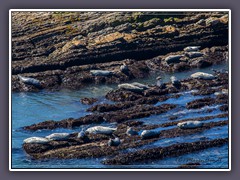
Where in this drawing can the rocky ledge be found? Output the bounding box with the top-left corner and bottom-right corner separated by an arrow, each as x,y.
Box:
11,12 -> 228,92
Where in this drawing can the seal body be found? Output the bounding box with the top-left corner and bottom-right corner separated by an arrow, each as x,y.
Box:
165,55 -> 183,64
140,130 -> 159,139
131,82 -> 149,90
190,72 -> 215,80
118,83 -> 144,93
23,137 -> 50,144
170,76 -> 181,88
86,126 -> 117,135
120,63 -> 129,73
185,52 -> 204,58
177,121 -> 203,129
184,46 -> 201,52
126,127 -> 138,136
90,70 -> 114,76
108,137 -> 120,146
18,75 -> 41,87
45,133 -> 70,140
77,130 -> 86,139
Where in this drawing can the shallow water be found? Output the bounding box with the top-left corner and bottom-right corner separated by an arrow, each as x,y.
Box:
11,63 -> 229,169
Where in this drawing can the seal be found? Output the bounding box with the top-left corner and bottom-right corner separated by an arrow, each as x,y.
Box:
185,52 -> 204,58
140,130 -> 160,139
131,82 -> 149,90
184,46 -> 201,52
120,63 -> 129,73
23,137 -> 50,144
126,127 -> 138,136
85,126 -> 117,135
45,133 -> 70,141
90,70 -> 114,76
177,121 -> 203,129
108,135 -> 121,146
190,72 -> 215,80
165,55 -> 184,64
118,83 -> 144,93
77,129 -> 86,139
170,76 -> 181,89
17,75 -> 41,87
156,76 -> 166,89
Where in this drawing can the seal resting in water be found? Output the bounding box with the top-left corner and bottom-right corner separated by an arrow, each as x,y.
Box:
126,127 -> 138,136
45,133 -> 70,140
86,126 -> 117,135
23,137 -> 50,144
177,121 -> 203,129
184,46 -> 201,52
190,72 -> 215,80
140,130 -> 160,139
108,135 -> 121,146
90,70 -> 114,76
17,75 -> 41,87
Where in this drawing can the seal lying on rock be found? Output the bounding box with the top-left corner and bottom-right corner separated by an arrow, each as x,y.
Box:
126,127 -> 138,136
90,70 -> 114,76
131,82 -> 149,90
190,72 -> 215,80
177,121 -> 203,129
17,75 -> 41,87
108,135 -> 121,146
185,52 -> 204,58
170,76 -> 181,89
118,83 -> 144,93
86,126 -> 117,135
23,137 -> 50,144
165,55 -> 184,64
156,76 -> 166,89
120,63 -> 129,73
45,133 -> 70,140
184,46 -> 201,52
77,129 -> 86,139
140,130 -> 160,139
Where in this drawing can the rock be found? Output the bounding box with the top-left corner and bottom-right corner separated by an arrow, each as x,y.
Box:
80,97 -> 98,105
177,121 -> 203,129
23,137 -> 50,144
206,17 -> 220,26
190,72 -> 215,80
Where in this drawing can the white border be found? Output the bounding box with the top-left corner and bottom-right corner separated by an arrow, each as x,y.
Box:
9,9 -> 231,172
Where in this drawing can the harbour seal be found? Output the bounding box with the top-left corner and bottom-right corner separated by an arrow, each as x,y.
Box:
118,83 -> 144,93
177,121 -> 203,129
126,127 -> 138,136
45,133 -> 70,141
184,46 -> 201,52
85,126 -> 117,135
90,70 -> 114,76
165,55 -> 184,64
108,136 -> 121,146
120,63 -> 129,73
17,75 -> 41,87
131,82 -> 149,90
23,137 -> 50,144
77,129 -> 86,139
170,76 -> 181,88
140,130 -> 160,139
190,72 -> 215,80
156,76 -> 166,89
185,52 -> 204,58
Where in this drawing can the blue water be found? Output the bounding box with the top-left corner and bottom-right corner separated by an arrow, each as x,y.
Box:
11,63 -> 229,169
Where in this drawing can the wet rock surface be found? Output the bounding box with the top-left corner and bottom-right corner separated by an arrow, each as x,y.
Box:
12,12 -> 228,92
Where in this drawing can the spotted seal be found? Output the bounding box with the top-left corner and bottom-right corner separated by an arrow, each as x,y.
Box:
86,126 -> 117,135
23,137 -> 50,144
165,55 -> 184,64
108,136 -> 121,146
17,75 -> 41,87
177,121 -> 203,129
126,127 -> 138,136
118,83 -> 144,93
90,70 -> 114,76
140,130 -> 160,139
190,72 -> 215,80
45,133 -> 70,141
184,46 -> 201,52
